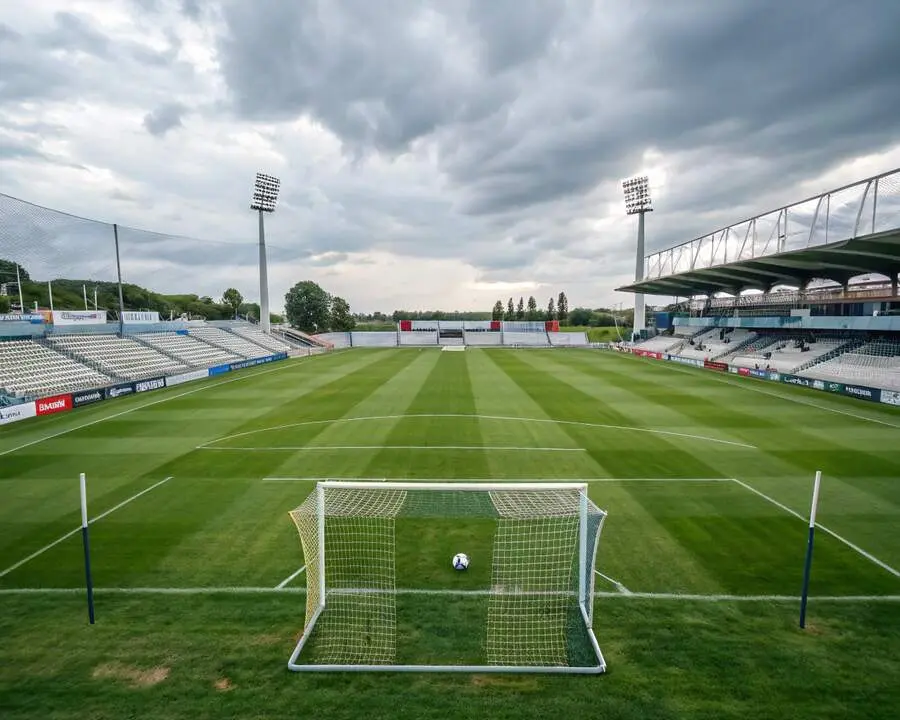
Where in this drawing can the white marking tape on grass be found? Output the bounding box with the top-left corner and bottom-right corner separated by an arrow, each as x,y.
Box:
1,587 -> 899,602
594,570 -> 632,595
202,445 -> 586,452
0,476 -> 174,580
275,565 -> 306,589
0,354 -> 324,459
261,476 -> 733,483
200,413 -> 756,450
732,478 -> 900,579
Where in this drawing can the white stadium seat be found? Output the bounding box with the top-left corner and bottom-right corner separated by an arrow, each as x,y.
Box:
188,327 -> 271,359
134,332 -> 241,367
801,340 -> 900,390
0,339 -> 112,398
47,334 -> 190,381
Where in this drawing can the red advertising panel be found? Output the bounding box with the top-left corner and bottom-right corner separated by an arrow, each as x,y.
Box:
399,320 -> 412,332
490,320 -> 501,331
704,360 -> 728,372
633,349 -> 662,360
36,393 -> 73,416
738,367 -> 751,377
545,320 -> 560,333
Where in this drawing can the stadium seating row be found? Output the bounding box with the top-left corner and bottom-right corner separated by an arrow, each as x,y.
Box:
0,324 -> 283,400
801,340 -> 900,390
0,340 -> 112,397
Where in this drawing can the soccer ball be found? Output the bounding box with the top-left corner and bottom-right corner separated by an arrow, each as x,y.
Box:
452,553 -> 469,571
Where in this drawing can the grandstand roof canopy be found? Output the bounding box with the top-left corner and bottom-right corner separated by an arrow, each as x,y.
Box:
617,229 -> 900,297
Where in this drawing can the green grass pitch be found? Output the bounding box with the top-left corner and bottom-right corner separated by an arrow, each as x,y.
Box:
1,347 -> 899,719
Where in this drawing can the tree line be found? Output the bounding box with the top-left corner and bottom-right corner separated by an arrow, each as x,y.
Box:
490,292 -> 569,323
284,280 -> 355,333
0,259 -> 279,322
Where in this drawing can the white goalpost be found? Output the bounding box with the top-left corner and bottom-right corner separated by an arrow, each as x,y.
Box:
287,481 -> 608,674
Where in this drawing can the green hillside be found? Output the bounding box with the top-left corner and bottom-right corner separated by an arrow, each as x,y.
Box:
0,259 -> 270,322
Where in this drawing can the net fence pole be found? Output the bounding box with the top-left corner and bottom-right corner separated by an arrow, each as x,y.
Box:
48,281 -> 54,313
799,470 -> 823,629
15,263 -> 23,313
113,224 -> 125,335
79,473 -> 96,624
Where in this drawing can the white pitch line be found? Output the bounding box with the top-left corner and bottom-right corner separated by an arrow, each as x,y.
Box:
731,478 -> 900,579
275,565 -> 306,589
623,354 -> 900,429
261,476 -> 733,483
0,476 -> 174,579
0,353 -> 330,459
1,587 -> 899,602
594,570 -> 632,595
201,445 -> 586,452
199,413 -> 757,450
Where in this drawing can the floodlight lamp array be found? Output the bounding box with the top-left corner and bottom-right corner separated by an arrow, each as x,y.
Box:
622,176 -> 652,215
251,172 -> 281,212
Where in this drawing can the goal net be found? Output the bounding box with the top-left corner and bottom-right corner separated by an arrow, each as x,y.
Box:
287,481 -> 607,673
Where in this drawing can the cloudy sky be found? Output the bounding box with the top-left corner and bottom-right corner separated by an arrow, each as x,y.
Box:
1,0 -> 899,314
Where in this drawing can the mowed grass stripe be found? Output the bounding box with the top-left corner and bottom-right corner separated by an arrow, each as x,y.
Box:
361,350 -> 492,479
485,349 -> 725,479
465,349 -> 606,479
261,349 -> 441,482
0,352 -> 412,587
558,352 -> 900,573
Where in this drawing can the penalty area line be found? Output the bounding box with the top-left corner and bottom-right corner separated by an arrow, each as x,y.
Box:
1,587 -> 899,603
200,445 -> 587,452
731,478 -> 900,579
0,476 -> 174,580
261,477 -> 734,483
275,565 -> 306,589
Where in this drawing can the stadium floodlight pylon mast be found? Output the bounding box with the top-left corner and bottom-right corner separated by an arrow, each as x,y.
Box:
249,172 -> 281,335
622,175 -> 653,340
287,481 -> 608,674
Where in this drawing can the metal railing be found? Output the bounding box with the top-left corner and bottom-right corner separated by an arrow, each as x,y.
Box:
645,169 -> 900,280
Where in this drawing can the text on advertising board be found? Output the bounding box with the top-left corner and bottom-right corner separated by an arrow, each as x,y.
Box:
36,394 -> 72,416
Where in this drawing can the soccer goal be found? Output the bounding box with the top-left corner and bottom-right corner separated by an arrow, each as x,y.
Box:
287,481 -> 608,674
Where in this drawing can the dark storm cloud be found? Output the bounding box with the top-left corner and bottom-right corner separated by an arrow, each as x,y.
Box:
217,0 -> 900,237
143,102 -> 188,137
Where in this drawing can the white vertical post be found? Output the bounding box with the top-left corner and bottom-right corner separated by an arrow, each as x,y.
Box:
258,209 -> 270,334
317,482 -> 326,609
48,281 -> 54,313
79,473 -> 96,624
15,263 -> 24,313
578,486 -> 588,611
799,470 -> 822,629
83,284 -> 88,310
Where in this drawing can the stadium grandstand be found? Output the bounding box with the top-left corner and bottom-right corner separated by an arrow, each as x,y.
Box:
619,169 -> 899,404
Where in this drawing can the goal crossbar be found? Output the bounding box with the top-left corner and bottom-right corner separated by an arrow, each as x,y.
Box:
287,480 -> 607,674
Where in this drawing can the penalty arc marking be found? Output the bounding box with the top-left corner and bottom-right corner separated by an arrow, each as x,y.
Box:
197,413 -> 758,450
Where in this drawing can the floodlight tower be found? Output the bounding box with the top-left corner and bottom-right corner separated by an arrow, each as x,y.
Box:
250,172 -> 281,334
622,176 -> 653,339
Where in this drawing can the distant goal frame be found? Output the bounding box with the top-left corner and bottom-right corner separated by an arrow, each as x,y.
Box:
287,481 -> 608,674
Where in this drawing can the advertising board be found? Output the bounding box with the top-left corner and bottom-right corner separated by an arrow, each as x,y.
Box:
0,401 -> 37,425
105,382 -> 136,399
72,388 -> 105,407
35,393 -> 72,416
881,390 -> 900,407
135,377 -> 166,393
166,369 -> 209,387
122,311 -> 160,324
51,310 -> 107,325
